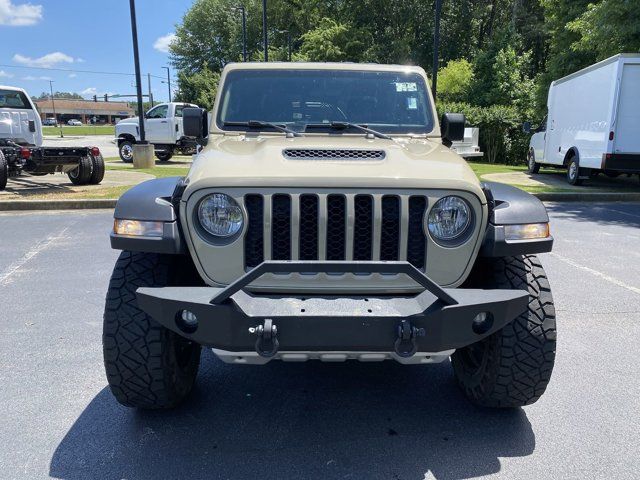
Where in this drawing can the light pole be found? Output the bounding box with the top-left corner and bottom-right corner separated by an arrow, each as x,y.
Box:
262,0 -> 268,61
432,0 -> 443,102
163,66 -> 172,102
147,72 -> 154,108
234,6 -> 247,62
49,80 -> 63,138
128,0 -> 146,143
278,29 -> 291,61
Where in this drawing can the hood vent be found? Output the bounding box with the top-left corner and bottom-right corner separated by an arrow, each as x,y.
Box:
283,148 -> 386,161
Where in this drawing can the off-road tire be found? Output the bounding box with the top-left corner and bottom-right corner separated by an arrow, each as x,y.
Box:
103,251 -> 202,409
527,149 -> 540,174
67,156 -> 93,185
155,150 -> 174,162
119,140 -> 134,163
88,153 -> 105,185
452,255 -> 556,408
566,156 -> 582,186
0,150 -> 7,191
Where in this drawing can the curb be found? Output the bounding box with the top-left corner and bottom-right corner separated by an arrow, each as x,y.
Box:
1,191 -> 639,212
0,199 -> 117,211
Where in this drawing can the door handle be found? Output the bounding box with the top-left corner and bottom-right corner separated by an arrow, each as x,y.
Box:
160,120 -> 168,124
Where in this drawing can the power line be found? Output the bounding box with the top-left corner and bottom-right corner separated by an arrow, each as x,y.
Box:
0,63 -> 165,80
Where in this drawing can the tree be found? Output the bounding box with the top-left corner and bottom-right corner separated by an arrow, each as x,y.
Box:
34,91 -> 84,100
174,64 -> 220,110
299,18 -> 351,62
437,59 -> 474,102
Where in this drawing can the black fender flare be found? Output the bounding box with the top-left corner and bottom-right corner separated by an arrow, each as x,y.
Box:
480,181 -> 553,257
110,176 -> 186,254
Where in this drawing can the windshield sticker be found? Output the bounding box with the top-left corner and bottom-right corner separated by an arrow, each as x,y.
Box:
407,97 -> 418,110
395,82 -> 417,92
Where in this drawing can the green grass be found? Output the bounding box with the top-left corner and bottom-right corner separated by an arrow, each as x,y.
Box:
466,161 -> 528,177
42,125 -> 115,136
106,164 -> 190,178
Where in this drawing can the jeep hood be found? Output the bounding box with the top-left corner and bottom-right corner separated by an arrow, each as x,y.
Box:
184,135 -> 485,201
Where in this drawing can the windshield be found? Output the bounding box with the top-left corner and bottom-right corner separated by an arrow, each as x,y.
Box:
0,89 -> 32,110
217,69 -> 434,135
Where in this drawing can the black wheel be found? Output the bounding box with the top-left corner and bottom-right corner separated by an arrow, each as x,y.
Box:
67,156 -> 93,185
155,149 -> 174,162
88,153 -> 105,185
452,255 -> 556,408
103,251 -> 202,409
527,149 -> 540,174
0,150 -> 7,191
118,140 -> 134,163
566,155 -> 582,185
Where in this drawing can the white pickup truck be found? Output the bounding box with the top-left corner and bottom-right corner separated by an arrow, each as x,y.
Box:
115,102 -> 198,162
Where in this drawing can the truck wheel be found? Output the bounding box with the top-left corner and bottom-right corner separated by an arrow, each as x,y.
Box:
119,140 -> 134,163
155,150 -> 174,162
103,251 -> 201,409
67,156 -> 93,185
527,149 -> 540,174
566,156 -> 582,185
452,255 -> 556,408
0,150 -> 7,191
88,153 -> 105,185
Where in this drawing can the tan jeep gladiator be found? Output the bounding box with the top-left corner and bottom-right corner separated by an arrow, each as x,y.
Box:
104,63 -> 556,409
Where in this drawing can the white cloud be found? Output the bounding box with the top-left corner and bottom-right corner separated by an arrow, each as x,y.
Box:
0,70 -> 14,78
80,87 -> 97,96
68,73 -> 77,78
22,75 -> 51,80
13,51 -> 75,68
0,0 -> 42,26
153,33 -> 176,53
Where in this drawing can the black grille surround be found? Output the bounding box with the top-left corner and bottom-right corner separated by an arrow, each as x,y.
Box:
243,192 -> 431,271
283,149 -> 386,160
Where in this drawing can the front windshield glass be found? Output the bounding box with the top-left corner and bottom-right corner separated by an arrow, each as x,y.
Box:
217,69 -> 434,135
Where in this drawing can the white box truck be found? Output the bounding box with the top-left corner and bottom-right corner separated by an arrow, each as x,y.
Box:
526,54 -> 640,185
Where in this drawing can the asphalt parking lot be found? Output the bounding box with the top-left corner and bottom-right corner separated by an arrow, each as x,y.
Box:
1,203 -> 639,480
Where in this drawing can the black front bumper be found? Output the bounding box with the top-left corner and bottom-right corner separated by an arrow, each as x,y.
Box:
136,261 -> 529,357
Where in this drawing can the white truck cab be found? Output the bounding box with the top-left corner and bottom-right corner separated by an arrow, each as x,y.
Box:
526,54 -> 640,185
0,86 -> 43,146
115,102 -> 198,162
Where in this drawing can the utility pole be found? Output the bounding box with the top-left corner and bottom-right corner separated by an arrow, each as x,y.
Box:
262,0 -> 268,61
147,73 -> 154,108
163,66 -> 172,102
234,6 -> 247,62
432,0 -> 443,102
128,0 -> 146,143
49,80 -> 63,138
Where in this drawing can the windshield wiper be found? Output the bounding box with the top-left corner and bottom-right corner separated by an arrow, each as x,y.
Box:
305,121 -> 392,140
224,120 -> 303,137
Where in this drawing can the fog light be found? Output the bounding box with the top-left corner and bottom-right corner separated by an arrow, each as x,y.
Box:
113,219 -> 163,237
504,223 -> 550,241
472,312 -> 494,335
175,310 -> 198,334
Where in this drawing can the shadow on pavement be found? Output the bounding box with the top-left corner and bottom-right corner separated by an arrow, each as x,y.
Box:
546,202 -> 640,228
50,351 -> 534,480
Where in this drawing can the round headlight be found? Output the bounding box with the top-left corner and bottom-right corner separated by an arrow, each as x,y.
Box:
427,196 -> 472,245
198,193 -> 244,238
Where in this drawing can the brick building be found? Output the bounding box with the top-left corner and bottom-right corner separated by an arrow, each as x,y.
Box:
35,99 -> 134,124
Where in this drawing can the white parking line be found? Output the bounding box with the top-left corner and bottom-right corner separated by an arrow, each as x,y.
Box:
0,226 -> 71,286
549,252 -> 640,295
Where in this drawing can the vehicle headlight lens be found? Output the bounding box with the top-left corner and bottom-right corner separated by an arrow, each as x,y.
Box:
197,193 -> 244,237
427,196 -> 472,245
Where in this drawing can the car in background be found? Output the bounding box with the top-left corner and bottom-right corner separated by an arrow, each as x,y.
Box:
67,119 -> 82,126
42,118 -> 58,126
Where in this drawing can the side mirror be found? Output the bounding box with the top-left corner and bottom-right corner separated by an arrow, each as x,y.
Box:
183,107 -> 209,144
441,113 -> 465,146
522,121 -> 532,134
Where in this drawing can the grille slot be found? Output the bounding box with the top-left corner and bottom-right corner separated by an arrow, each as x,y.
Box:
299,194 -> 319,260
353,195 -> 373,260
380,196 -> 400,260
283,149 -> 386,160
326,195 -> 346,260
244,194 -> 264,268
242,192 -> 430,271
407,196 -> 427,269
271,194 -> 291,260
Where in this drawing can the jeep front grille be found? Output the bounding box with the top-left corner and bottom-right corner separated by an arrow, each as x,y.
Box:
283,149 -> 386,160
244,193 -> 428,270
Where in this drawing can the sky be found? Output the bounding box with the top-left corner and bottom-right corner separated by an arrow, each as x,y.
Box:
0,0 -> 193,102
